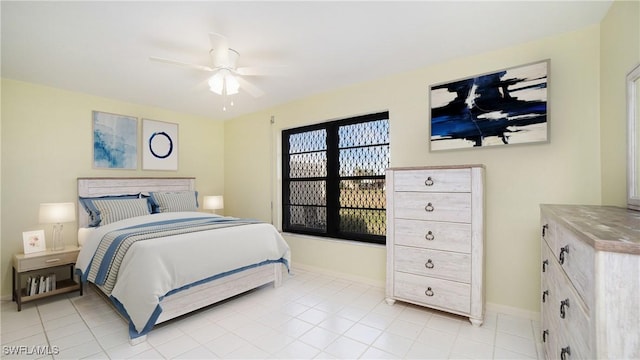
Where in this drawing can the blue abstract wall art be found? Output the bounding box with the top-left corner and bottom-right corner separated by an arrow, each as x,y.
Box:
93,111 -> 138,169
430,60 -> 549,151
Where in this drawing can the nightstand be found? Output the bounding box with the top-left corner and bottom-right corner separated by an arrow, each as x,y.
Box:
12,246 -> 83,311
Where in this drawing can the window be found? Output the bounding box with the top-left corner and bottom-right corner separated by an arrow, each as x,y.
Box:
282,112 -> 389,244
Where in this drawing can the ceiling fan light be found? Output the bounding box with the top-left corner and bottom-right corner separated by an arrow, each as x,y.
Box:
209,69 -> 241,96
208,71 -> 225,94
225,72 -> 240,95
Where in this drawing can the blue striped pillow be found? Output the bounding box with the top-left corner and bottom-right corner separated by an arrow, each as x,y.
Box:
149,191 -> 198,213
79,194 -> 142,227
92,198 -> 150,225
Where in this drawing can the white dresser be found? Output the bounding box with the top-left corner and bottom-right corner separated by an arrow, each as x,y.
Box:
385,165 -> 485,326
540,205 -> 640,360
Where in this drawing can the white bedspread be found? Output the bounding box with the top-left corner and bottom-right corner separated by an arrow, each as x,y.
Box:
76,212 -> 290,336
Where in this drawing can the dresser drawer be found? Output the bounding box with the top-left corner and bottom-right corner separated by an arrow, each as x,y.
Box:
541,214 -> 557,254
541,299 -> 560,360
555,329 -> 591,360
555,277 -> 592,359
548,251 -> 592,359
540,241 -> 556,313
394,219 -> 471,253
541,241 -> 564,360
14,250 -> 79,272
553,223 -> 595,309
394,246 -> 471,283
394,271 -> 470,314
394,192 -> 471,223
393,169 -> 471,193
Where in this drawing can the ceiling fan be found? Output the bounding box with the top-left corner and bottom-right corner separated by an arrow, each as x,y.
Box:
150,33 -> 270,100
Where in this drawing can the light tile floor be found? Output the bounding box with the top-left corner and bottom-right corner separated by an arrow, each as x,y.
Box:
1,268 -> 543,359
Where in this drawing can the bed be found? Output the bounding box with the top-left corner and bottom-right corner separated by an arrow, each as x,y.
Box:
75,177 -> 290,344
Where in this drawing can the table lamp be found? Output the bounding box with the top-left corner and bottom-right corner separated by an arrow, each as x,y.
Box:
39,202 -> 75,251
203,195 -> 224,214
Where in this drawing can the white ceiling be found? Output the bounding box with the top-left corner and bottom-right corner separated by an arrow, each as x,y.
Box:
1,1 -> 612,121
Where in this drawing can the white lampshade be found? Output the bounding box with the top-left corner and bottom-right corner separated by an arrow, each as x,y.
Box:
208,69 -> 239,96
224,72 -> 240,95
39,203 -> 75,224
203,196 -> 224,210
208,71 -> 225,94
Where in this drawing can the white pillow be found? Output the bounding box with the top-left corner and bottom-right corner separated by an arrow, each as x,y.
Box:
77,227 -> 94,247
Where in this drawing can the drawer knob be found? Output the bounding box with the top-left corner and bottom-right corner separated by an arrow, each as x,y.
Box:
424,177 -> 434,186
425,231 -> 435,241
560,346 -> 571,360
559,245 -> 569,265
425,287 -> 434,297
425,259 -> 434,269
424,203 -> 435,212
560,298 -> 570,318
542,259 -> 549,272
542,290 -> 549,303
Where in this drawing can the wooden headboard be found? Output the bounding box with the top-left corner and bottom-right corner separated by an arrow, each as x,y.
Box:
77,177 -> 195,228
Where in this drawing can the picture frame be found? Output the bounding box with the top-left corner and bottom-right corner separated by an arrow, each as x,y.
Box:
142,119 -> 179,171
93,111 -> 138,169
429,59 -> 549,151
22,230 -> 46,254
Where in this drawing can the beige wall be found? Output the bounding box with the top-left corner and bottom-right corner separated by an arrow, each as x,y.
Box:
0,79 -> 224,297
225,25 -> 606,313
1,0 -> 636,314
600,0 -> 640,205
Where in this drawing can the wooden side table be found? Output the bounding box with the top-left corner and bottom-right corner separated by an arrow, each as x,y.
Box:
12,246 -> 83,311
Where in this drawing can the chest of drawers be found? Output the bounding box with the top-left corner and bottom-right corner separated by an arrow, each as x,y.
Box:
540,205 -> 640,359
385,165 -> 485,326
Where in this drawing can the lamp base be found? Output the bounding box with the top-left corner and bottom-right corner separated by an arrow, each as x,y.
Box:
52,223 -> 65,251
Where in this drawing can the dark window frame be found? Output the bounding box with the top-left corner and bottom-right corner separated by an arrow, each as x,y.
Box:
282,111 -> 389,245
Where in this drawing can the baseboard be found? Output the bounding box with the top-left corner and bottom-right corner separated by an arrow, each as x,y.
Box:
291,262 -> 385,288
0,294 -> 12,301
291,263 -> 540,321
486,302 -> 541,321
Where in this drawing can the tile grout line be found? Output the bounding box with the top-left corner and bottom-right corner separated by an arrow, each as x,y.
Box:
67,293 -> 111,359
3,270 -> 542,360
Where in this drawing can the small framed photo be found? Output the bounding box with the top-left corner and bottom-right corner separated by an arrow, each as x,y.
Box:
22,230 -> 46,254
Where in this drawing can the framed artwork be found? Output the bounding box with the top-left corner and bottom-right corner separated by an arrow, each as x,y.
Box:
429,59 -> 549,151
93,111 -> 138,169
22,230 -> 46,254
142,119 -> 178,171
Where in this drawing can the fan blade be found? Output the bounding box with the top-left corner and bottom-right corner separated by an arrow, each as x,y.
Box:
149,56 -> 214,72
235,76 -> 265,98
236,66 -> 287,77
208,32 -> 230,67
